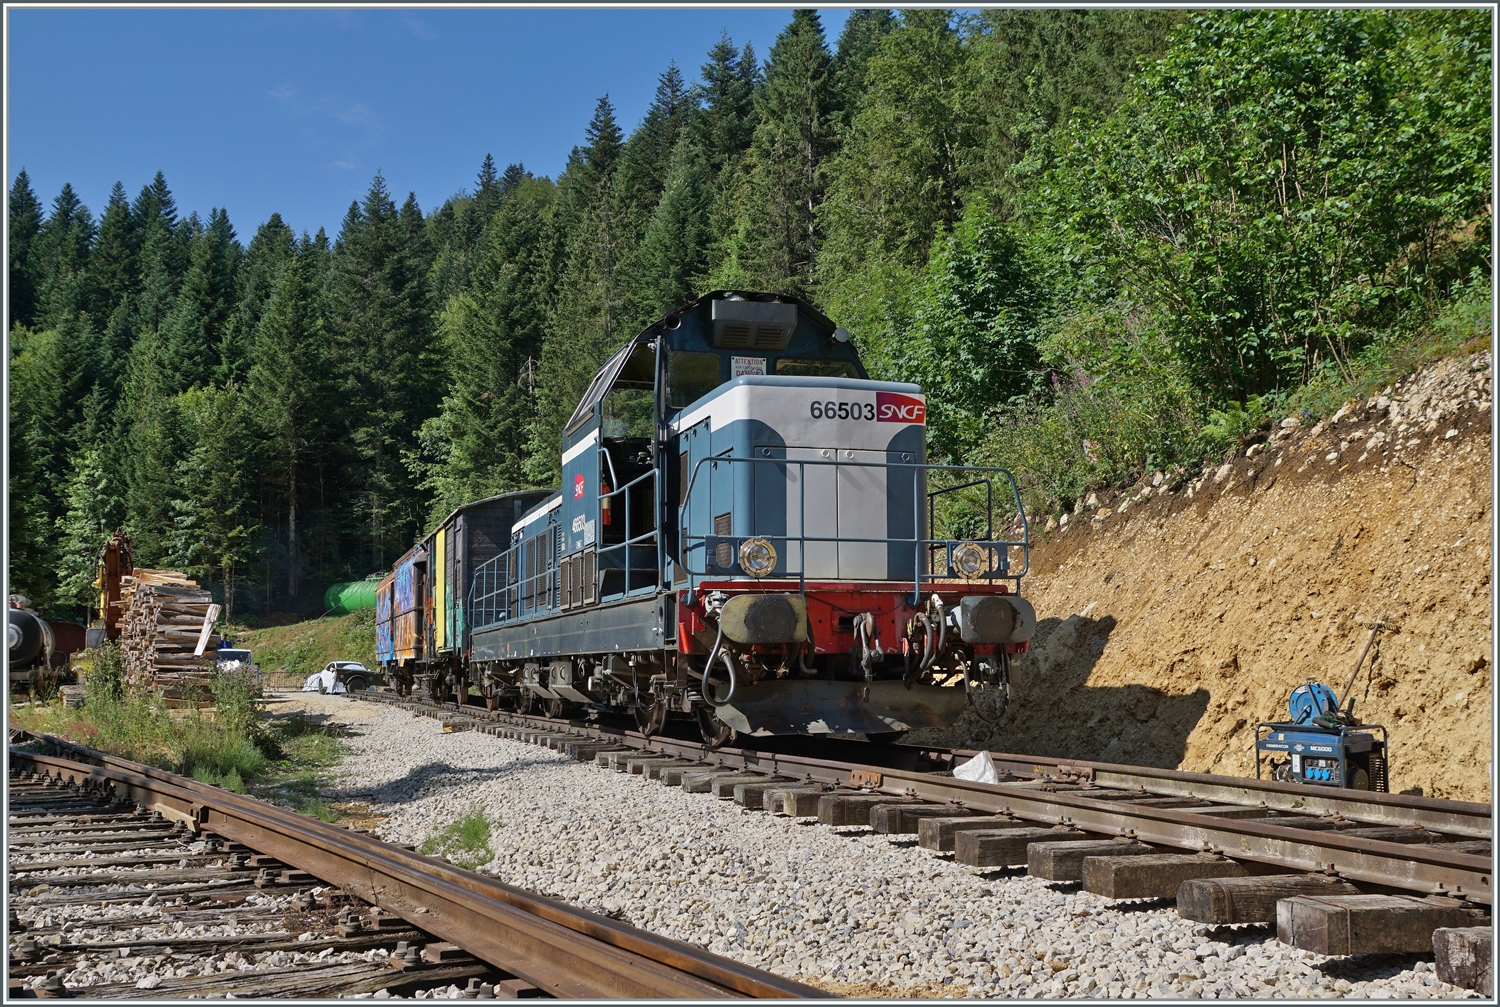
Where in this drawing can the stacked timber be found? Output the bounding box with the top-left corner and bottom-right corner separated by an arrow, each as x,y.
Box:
120,569 -> 221,695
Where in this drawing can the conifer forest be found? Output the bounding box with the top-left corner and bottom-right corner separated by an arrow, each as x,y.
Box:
8,9 -> 1491,621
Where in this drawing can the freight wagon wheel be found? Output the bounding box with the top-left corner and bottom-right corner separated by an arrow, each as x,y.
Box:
544,698 -> 566,719
345,675 -> 368,694
485,693 -> 500,712
515,692 -> 533,715
696,707 -> 736,749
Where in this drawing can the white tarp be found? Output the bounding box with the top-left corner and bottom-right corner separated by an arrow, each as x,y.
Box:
952,750 -> 1000,784
301,670 -> 347,694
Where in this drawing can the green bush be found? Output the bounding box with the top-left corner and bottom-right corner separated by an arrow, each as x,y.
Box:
84,643 -> 126,704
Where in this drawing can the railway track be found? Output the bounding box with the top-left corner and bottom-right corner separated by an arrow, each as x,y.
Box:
361,691 -> 1491,949
6,733 -> 825,999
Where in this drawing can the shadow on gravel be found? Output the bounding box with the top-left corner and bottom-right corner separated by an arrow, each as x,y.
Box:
1105,897 -> 1177,913
1316,953 -> 1429,982
972,867 -> 1029,881
329,756 -> 563,803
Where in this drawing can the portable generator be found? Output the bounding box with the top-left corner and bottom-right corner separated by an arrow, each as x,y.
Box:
1255,681 -> 1389,791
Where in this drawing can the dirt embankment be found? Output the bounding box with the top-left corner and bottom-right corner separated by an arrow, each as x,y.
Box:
931,352 -> 1493,802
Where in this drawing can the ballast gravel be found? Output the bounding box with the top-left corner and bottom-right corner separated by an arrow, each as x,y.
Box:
325,697 -> 1477,999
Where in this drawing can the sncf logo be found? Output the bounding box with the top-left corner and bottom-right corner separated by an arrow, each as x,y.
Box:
573,473 -> 586,498
876,391 -> 927,424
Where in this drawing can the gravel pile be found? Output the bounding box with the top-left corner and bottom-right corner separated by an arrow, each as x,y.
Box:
330,700 -> 1479,999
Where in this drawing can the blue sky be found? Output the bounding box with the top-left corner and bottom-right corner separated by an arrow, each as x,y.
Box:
7,7 -> 849,239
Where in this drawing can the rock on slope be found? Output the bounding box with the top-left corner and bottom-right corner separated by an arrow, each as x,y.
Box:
925,352 -> 1492,802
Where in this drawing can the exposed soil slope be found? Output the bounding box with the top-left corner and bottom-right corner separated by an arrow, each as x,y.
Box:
926,352 -> 1493,802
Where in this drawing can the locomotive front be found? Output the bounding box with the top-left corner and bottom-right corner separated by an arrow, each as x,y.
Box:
671,296 -> 1033,743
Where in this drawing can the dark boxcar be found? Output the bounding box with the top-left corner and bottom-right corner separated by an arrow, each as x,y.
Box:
417,490 -> 552,704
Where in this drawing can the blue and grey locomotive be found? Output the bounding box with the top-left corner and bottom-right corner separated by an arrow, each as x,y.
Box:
377,291 -> 1035,745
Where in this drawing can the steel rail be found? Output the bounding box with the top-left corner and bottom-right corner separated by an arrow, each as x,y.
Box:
446,705 -> 1491,905
953,750 -> 1491,838
8,739 -> 825,1000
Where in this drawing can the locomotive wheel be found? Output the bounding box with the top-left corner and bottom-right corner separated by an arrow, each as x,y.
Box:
634,699 -> 669,737
696,707 -> 736,749
544,698 -> 566,719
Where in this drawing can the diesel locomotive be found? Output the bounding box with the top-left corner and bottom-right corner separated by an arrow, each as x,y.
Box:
376,292 -> 1035,746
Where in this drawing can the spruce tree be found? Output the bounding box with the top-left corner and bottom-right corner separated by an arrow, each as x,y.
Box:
635,138 -> 712,315
220,212 -> 296,385
159,207 -> 239,389
326,173 -> 437,567
422,176 -> 557,516
831,9 -> 896,123
34,182 -> 98,329
525,99 -> 628,486
8,324 -> 68,607
721,10 -> 837,294
499,162 -> 531,198
477,153 -> 498,194
121,328 -> 183,565
695,33 -> 758,175
169,383 -> 258,620
132,172 -> 185,333
54,390 -> 125,609
8,169 -> 43,330
248,250 -> 322,601
92,182 -> 137,320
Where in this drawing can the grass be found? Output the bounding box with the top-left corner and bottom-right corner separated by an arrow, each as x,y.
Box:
11,644 -> 350,821
10,688 -> 272,792
1279,277 -> 1493,422
419,805 -> 497,869
250,713 -> 349,822
226,609 -> 377,686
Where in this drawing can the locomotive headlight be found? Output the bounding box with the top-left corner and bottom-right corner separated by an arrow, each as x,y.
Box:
951,542 -> 987,580
738,538 -> 777,577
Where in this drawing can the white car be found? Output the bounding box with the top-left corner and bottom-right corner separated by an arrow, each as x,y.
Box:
302,661 -> 375,694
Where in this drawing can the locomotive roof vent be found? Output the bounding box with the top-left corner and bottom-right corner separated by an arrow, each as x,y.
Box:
710,297 -> 798,351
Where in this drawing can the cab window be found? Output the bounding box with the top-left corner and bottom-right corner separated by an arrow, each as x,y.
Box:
602,387 -> 654,437
668,351 -> 722,408
774,357 -> 863,378
602,341 -> 656,437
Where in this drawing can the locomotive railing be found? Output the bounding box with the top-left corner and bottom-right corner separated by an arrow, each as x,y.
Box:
470,522 -> 559,630
678,455 -> 1029,604
595,464 -> 660,602
467,466 -> 661,631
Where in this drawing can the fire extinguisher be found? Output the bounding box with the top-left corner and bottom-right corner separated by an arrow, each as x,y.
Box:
601,483 -> 613,526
